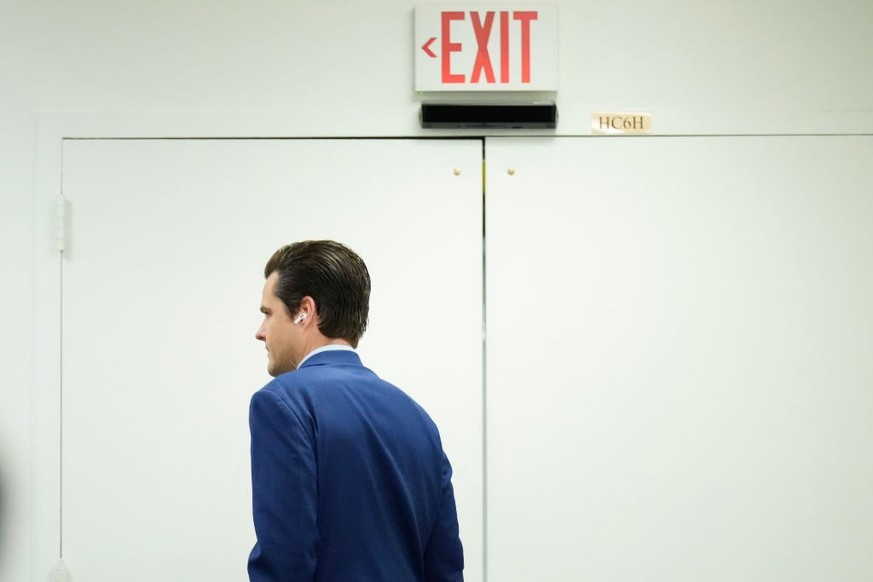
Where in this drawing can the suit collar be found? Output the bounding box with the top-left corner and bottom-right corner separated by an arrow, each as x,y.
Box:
298,348 -> 362,369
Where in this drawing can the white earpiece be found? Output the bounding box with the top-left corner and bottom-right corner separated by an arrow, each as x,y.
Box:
295,313 -> 306,324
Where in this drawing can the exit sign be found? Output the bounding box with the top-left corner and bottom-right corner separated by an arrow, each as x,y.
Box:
415,4 -> 558,92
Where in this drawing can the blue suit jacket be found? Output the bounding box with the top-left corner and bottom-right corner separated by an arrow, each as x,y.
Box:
248,350 -> 464,581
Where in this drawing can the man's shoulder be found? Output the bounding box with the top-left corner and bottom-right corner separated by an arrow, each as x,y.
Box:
256,369 -> 317,399
253,353 -> 363,405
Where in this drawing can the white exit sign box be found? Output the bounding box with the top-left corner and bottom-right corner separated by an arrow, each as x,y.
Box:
415,4 -> 558,92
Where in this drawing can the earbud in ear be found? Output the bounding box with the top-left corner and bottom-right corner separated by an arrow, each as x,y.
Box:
295,314 -> 306,324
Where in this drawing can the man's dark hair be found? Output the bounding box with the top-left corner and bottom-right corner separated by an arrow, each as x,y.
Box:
265,240 -> 370,347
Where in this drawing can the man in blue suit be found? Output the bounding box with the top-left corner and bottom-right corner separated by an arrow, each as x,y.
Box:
248,240 -> 464,581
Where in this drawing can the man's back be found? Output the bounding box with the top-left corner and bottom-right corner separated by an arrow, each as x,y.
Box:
248,349 -> 464,581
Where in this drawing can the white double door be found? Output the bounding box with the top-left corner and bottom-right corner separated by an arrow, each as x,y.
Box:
60,136 -> 873,582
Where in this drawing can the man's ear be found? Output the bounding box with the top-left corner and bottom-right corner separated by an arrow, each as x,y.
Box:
295,295 -> 318,325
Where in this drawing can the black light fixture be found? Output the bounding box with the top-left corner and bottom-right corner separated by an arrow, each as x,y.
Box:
420,102 -> 557,129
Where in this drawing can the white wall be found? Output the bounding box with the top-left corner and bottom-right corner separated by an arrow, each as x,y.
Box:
1,1 -> 871,581
2,1 -> 871,133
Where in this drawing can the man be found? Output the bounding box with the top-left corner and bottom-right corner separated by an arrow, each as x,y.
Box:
248,240 -> 464,581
